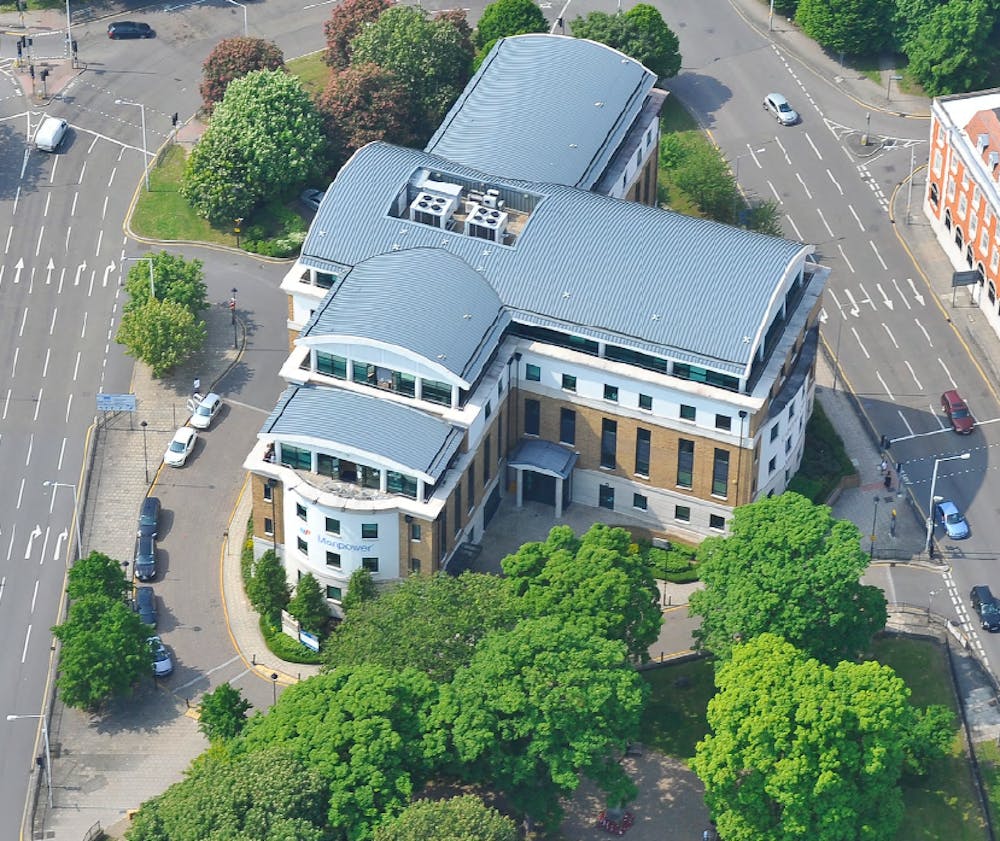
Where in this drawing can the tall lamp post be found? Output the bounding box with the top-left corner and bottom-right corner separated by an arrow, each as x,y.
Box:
43,480 -> 82,560
7,713 -> 52,808
115,99 -> 149,191
924,452 -> 971,554
225,0 -> 248,35
65,0 -> 72,59
231,287 -> 238,349
270,673 -> 279,706
124,256 -> 155,298
869,495 -> 879,560
140,421 -> 149,483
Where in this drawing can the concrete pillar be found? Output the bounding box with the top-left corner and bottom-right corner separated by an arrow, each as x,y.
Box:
515,468 -> 524,508
555,476 -> 563,518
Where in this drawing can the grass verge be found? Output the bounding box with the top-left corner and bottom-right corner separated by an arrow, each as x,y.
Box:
287,51 -> 329,97
787,400 -> 854,503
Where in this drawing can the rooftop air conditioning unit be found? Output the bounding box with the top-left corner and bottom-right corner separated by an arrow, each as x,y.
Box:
464,203 -> 509,243
482,188 -> 502,209
409,191 -> 453,229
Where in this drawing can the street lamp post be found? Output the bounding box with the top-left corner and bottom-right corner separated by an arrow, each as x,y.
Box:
869,495 -> 879,560
768,0 -> 774,30
231,287 -> 238,349
43,480 -> 82,560
924,452 -> 971,554
141,421 -> 149,483
116,99 -> 149,191
7,713 -> 52,808
270,673 -> 279,705
124,256 -> 155,298
65,0 -> 72,60
225,0 -> 248,36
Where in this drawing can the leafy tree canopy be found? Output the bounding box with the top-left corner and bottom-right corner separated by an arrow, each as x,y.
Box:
892,0 -> 945,51
123,251 -> 208,316
325,572 -> 523,683
199,36 -> 284,113
116,298 -> 206,378
286,572 -> 329,636
67,550 -> 130,602
437,615 -> 646,828
692,633 -> 951,841
246,549 -> 290,618
197,682 -> 253,742
341,567 -> 378,614
570,5 -> 681,80
324,0 -> 391,69
181,69 -> 326,225
502,523 -> 661,661
125,747 -> 329,841
373,795 -> 517,841
474,0 -> 548,49
688,492 -> 887,663
795,0 -> 895,55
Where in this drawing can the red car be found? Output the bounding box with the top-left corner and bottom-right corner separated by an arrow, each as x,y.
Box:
941,389 -> 975,434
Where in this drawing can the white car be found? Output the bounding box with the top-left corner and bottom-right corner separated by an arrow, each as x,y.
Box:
148,636 -> 173,677
163,426 -> 197,467
190,393 -> 223,429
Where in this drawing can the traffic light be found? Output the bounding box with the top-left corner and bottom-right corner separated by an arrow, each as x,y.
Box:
29,64 -> 34,80
171,112 -> 179,127
16,41 -> 22,58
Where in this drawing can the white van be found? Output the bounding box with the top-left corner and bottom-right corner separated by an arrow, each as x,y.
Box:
35,116 -> 68,152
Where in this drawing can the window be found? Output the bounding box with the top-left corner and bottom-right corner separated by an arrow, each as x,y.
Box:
386,471 -> 418,499
599,484 -> 615,509
638,393 -> 652,411
326,551 -> 341,568
264,517 -> 274,535
600,419 -> 617,468
361,523 -> 378,539
296,503 -> 307,521
560,408 -> 576,445
484,401 -> 492,420
422,379 -> 452,406
467,465 -> 475,509
352,361 -> 373,385
768,456 -> 777,474
674,505 -> 690,522
770,423 -> 780,442
483,435 -> 491,483
326,585 -> 342,601
677,439 -> 694,488
959,193 -> 968,219
317,453 -> 340,478
454,484 -> 462,528
498,378 -> 504,397
635,428 -> 651,476
785,437 -> 792,454
410,522 -> 421,541
633,493 -> 648,510
712,449 -> 730,497
525,363 -> 541,381
325,517 -> 340,534
562,373 -> 577,391
297,537 -> 308,554
410,557 -> 421,574
603,384 -> 619,402
789,401 -> 795,419
680,404 -> 696,422
362,557 -> 379,573
525,399 -> 541,435
715,414 -> 731,431
280,445 -> 312,471
709,514 -> 725,531
263,482 -> 273,501
315,351 -> 348,379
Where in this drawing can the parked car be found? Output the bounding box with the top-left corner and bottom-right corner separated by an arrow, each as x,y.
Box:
134,586 -> 157,628
164,426 -> 197,467
300,188 -> 326,212
135,534 -> 157,581
934,499 -> 970,539
35,116 -> 68,152
190,393 -> 223,430
148,636 -> 173,677
763,92 -> 799,126
971,585 -> 1000,632
107,21 -> 155,39
941,389 -> 975,434
137,496 -> 161,538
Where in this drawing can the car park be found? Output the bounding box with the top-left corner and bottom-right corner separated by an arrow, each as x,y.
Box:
134,586 -> 157,628
148,636 -> 173,677
35,116 -> 68,152
934,500 -> 970,539
763,92 -> 799,126
137,496 -> 161,538
164,426 -> 197,467
107,21 -> 155,39
135,534 -> 157,581
300,188 -> 326,212
941,389 -> 975,434
971,585 -> 1000,632
190,393 -> 223,430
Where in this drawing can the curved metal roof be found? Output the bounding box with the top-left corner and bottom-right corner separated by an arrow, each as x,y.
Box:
425,34 -> 657,189
301,248 -> 510,384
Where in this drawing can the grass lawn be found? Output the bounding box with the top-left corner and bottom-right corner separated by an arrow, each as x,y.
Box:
287,51 -> 329,98
640,657 -> 715,762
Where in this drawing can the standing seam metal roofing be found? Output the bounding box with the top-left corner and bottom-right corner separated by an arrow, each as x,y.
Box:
425,34 -> 657,190
304,142 -> 805,374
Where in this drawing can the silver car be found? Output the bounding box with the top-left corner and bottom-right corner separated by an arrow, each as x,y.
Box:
763,93 -> 799,126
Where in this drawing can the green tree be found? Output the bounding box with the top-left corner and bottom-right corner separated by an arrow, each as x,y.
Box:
67,550 -> 130,602
181,69 -> 326,225
474,0 -> 548,50
324,0 -> 391,69
373,794 -> 517,841
325,572 -> 523,682
570,5 -> 681,80
350,5 -> 474,138
795,0 -> 895,55
692,633 -> 950,841
246,549 -> 289,618
437,616 -> 647,828
502,524 -> 661,661
286,572 -> 329,636
52,596 -> 153,711
892,0 -> 945,50
239,665 -> 439,839
659,132 -> 741,224
688,492 -> 887,664
116,298 -> 206,377
341,567 -> 378,614
904,0 -> 1000,96
199,36 -> 285,113
125,747 -> 329,841
123,251 -> 208,316
197,682 -> 253,742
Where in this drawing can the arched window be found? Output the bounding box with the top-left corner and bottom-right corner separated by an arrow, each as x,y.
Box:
955,227 -> 964,250
966,245 -> 974,267
987,281 -> 995,305
930,182 -> 940,207
945,209 -> 953,230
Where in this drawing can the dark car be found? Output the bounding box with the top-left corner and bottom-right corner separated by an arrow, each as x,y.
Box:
941,389 -> 975,434
135,534 -> 157,581
108,21 -> 155,39
971,585 -> 1000,632
138,496 -> 161,539
134,586 -> 157,628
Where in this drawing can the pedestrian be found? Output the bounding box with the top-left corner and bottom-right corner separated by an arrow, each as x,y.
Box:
879,458 -> 888,475
884,471 -> 892,491
193,377 -> 201,396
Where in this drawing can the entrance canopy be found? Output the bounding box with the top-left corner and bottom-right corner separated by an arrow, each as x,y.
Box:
508,439 -> 578,478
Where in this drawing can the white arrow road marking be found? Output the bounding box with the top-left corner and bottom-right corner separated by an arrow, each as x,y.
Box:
819,308 -> 828,324
53,529 -> 67,561
907,278 -> 925,306
24,524 -> 41,560
13,257 -> 23,284
74,261 -> 86,286
857,284 -> 877,311
102,259 -> 115,287
45,257 -> 53,284
876,283 -> 893,310
844,289 -> 862,316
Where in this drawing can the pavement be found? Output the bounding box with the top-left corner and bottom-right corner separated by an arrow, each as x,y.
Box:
7,1 -> 1000,840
